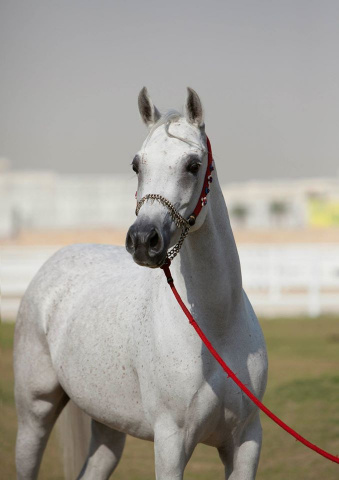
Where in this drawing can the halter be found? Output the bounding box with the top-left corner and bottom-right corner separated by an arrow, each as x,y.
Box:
135,136 -> 214,262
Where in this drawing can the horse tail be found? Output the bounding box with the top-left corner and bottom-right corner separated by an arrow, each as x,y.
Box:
57,400 -> 91,480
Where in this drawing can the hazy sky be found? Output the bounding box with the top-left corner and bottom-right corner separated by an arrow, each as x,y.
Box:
1,0 -> 339,183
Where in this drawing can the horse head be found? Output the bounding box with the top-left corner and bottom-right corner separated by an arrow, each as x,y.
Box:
126,87 -> 210,268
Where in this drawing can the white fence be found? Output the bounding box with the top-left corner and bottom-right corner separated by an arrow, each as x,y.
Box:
240,244 -> 339,317
1,244 -> 339,320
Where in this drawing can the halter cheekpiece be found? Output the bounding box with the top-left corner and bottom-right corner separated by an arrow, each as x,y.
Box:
135,136 -> 214,262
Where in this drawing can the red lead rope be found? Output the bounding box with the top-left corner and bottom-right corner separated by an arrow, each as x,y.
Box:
161,261 -> 339,465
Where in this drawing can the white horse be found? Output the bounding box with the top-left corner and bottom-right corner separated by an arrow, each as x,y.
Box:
14,87 -> 268,479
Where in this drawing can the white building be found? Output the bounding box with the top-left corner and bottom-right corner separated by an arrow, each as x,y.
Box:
224,177 -> 339,229
0,170 -> 136,238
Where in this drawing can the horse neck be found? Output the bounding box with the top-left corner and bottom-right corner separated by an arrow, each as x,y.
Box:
172,173 -> 243,328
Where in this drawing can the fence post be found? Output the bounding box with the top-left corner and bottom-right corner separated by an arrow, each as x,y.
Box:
308,250 -> 321,318
268,247 -> 281,306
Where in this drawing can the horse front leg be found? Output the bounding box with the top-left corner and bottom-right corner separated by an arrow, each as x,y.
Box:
218,414 -> 262,480
154,420 -> 196,480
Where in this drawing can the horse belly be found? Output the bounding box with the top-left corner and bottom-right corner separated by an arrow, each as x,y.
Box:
49,313 -> 154,439
45,279 -> 155,439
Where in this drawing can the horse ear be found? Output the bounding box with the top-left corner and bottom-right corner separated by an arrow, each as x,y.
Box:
185,87 -> 204,127
138,87 -> 161,127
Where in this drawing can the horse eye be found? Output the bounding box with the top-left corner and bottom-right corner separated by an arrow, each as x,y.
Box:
187,162 -> 201,175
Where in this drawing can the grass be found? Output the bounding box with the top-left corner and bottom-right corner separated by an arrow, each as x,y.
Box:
1,315 -> 339,479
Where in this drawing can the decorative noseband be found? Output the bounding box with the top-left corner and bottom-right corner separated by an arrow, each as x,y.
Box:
135,194 -> 191,230
135,136 -> 214,262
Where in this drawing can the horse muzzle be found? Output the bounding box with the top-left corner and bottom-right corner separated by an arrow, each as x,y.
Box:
125,222 -> 169,268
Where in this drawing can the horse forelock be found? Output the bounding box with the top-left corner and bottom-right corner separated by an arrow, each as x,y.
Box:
144,109 -> 205,152
149,109 -> 182,137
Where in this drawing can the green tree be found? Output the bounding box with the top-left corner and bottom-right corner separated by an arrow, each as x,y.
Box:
230,203 -> 249,226
269,200 -> 288,225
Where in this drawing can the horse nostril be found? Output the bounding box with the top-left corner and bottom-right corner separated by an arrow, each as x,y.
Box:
126,229 -> 136,253
147,228 -> 164,256
126,224 -> 166,263
149,230 -> 159,249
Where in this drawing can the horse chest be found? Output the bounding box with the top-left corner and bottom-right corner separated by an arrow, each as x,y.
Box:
133,325 -> 251,436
